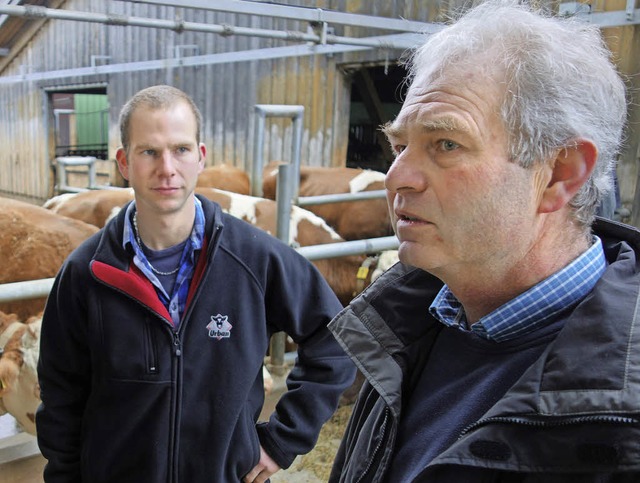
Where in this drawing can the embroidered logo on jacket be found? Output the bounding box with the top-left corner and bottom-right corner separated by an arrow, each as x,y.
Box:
206,314 -> 233,340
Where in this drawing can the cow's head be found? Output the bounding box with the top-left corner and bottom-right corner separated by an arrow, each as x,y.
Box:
0,312 -> 41,435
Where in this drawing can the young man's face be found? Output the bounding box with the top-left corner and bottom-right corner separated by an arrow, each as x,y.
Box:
116,100 -> 205,217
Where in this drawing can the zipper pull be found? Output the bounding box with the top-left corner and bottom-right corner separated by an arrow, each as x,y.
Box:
173,332 -> 182,357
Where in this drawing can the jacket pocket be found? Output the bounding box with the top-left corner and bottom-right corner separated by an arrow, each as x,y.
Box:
143,318 -> 159,374
234,406 -> 262,479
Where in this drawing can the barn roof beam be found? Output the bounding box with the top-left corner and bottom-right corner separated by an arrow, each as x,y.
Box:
0,3 -> 439,49
131,0 -> 440,34
0,31 -> 423,85
138,0 -> 640,28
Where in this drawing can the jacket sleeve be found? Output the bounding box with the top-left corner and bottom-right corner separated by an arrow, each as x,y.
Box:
36,259 -> 92,482
256,248 -> 356,469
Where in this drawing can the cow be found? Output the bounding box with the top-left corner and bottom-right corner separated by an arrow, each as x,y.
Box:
262,161 -> 393,241
48,187 -> 376,306
43,164 -> 251,228
0,197 -> 99,320
43,187 -> 134,228
0,311 -> 41,435
194,187 -> 372,306
196,163 -> 251,195
52,187 -> 376,303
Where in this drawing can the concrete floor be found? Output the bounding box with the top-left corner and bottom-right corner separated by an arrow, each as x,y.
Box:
0,415 -> 44,483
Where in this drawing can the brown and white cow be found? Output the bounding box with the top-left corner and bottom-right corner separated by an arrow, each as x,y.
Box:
43,187 -> 135,228
43,164 -> 251,228
194,187 -> 372,306
196,163 -> 251,195
262,162 -> 393,241
0,197 -> 99,320
0,311 -> 41,435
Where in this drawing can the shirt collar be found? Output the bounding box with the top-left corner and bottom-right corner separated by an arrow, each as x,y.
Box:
122,197 -> 205,252
429,236 -> 607,342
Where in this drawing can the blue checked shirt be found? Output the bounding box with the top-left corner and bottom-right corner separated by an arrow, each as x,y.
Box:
429,237 -> 607,342
123,198 -> 205,328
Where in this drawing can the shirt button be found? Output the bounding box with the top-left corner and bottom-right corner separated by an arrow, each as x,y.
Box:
171,303 -> 177,311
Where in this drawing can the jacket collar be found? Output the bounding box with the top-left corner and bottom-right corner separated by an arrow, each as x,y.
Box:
331,218 -> 640,421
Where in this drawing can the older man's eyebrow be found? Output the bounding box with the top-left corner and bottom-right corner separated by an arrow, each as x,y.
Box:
381,121 -> 403,139
418,117 -> 469,134
382,117 -> 470,139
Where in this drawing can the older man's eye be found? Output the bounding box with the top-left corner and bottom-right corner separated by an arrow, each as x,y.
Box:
439,140 -> 459,151
393,144 -> 406,155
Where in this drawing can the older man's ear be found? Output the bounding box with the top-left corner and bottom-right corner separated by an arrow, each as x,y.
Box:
538,139 -> 597,214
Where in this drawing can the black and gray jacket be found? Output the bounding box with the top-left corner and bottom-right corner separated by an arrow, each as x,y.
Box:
36,195 -> 355,483
329,218 -> 640,482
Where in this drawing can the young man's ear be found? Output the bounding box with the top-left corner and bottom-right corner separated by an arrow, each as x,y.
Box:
198,143 -> 207,173
115,147 -> 130,181
538,139 -> 597,214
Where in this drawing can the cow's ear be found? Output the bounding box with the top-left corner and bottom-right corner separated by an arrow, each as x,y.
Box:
115,147 -> 130,181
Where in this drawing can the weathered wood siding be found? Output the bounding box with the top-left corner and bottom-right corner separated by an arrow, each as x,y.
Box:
0,0 -> 637,217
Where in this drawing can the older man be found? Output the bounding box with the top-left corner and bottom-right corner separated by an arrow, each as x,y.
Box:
328,2 -> 640,482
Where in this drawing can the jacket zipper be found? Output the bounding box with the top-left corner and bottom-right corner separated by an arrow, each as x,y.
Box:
354,407 -> 389,483
170,328 -> 183,483
173,330 -> 182,357
460,414 -> 640,437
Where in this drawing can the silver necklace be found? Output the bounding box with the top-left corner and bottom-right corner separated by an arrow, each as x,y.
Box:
133,212 -> 180,276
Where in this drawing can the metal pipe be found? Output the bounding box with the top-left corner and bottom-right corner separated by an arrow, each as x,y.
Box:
250,105 -> 304,198
298,190 -> 386,207
0,278 -> 54,303
288,110 -> 304,201
276,164 -> 294,247
0,237 -> 400,302
269,163 -> 297,375
251,107 -> 266,197
0,4 -> 428,49
134,0 -> 439,34
297,236 -> 399,261
0,33 -> 421,85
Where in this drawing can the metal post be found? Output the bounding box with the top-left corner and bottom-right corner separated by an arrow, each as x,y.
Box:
268,163 -> 296,376
250,104 -> 304,198
56,156 -> 97,193
250,106 -> 304,374
251,107 -> 266,197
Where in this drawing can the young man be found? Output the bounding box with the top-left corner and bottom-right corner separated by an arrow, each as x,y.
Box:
328,2 -> 640,481
36,85 -> 355,483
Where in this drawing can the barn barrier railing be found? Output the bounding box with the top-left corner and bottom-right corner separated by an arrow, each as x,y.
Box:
0,233 -> 398,303
0,238 -> 399,380
265,160 -> 397,376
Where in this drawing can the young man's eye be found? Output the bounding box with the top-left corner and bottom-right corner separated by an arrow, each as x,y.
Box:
393,145 -> 406,155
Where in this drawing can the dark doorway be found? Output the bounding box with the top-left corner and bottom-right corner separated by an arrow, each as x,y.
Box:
346,64 -> 408,173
